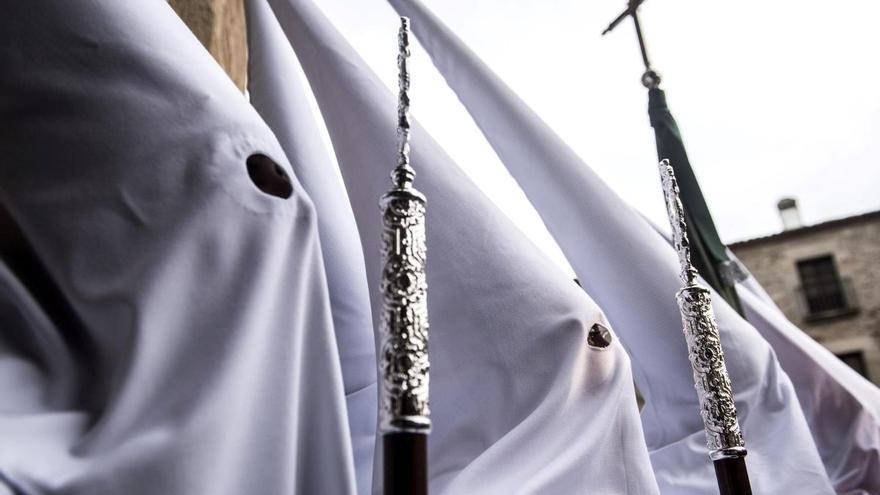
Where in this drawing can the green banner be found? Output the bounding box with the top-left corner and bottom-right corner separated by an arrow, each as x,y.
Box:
649,87 -> 743,315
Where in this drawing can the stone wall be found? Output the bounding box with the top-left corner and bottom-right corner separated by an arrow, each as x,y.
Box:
731,213 -> 880,381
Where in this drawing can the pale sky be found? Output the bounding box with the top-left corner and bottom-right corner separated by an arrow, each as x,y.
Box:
314,0 -> 880,269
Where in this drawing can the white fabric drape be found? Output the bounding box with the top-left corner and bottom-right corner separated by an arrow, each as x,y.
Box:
647,215 -> 880,493
386,0 -> 835,493
245,1 -> 377,493
264,0 -> 661,493
0,1 -> 356,493
734,264 -> 880,494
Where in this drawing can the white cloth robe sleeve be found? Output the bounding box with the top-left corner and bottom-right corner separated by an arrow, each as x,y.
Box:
245,1 -> 378,493
0,1 -> 356,493
385,0 -> 835,493
263,0 -> 661,493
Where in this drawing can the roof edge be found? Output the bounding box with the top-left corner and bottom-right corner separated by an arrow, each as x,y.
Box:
729,209 -> 880,248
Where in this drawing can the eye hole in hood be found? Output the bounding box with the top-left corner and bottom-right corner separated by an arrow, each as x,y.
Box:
246,154 -> 293,199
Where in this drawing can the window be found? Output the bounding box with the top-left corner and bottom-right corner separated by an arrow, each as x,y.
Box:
837,351 -> 869,379
796,255 -> 854,318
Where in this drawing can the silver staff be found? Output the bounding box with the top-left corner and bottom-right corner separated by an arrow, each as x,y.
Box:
659,159 -> 751,494
379,18 -> 430,495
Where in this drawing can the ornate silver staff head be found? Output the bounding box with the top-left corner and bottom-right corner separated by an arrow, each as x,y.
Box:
378,16 -> 430,435
659,159 -> 746,461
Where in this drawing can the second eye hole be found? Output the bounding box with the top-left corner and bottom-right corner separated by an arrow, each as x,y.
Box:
246,153 -> 293,199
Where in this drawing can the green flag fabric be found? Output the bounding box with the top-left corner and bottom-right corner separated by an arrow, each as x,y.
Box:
648,87 -> 743,314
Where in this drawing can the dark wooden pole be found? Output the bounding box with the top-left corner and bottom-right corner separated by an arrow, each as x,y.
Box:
715,457 -> 753,495
384,433 -> 428,495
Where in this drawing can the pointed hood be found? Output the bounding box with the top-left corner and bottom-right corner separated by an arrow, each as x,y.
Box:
265,0 -> 660,492
385,0 -> 834,492
0,1 -> 355,493
245,1 -> 377,492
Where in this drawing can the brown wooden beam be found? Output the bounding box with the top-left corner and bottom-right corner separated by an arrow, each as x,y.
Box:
170,0 -> 247,91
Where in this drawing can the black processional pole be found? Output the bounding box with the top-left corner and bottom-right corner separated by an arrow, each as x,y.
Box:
605,5 -> 752,493
658,161 -> 752,495
379,16 -> 430,495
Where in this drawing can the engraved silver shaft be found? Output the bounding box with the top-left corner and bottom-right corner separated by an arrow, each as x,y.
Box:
659,159 -> 746,461
378,16 -> 430,435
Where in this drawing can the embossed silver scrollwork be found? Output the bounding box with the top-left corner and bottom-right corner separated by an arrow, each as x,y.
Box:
378,17 -> 431,434
659,159 -> 746,459
677,286 -> 745,456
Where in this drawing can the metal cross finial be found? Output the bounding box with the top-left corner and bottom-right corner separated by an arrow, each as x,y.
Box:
602,0 -> 661,88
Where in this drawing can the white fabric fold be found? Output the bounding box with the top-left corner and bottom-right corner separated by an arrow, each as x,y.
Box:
0,1 -> 356,493
245,1 -> 377,493
735,269 -> 880,494
643,223 -> 880,492
265,0 -> 661,493
386,0 -> 835,493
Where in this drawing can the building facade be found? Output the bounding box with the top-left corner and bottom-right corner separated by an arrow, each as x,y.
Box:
730,205 -> 880,384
